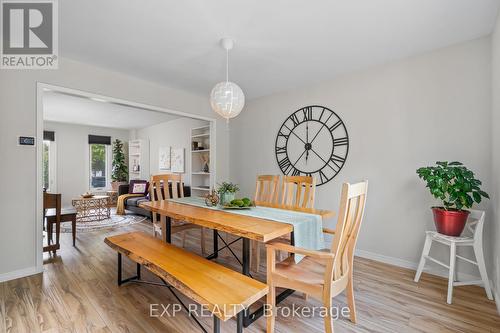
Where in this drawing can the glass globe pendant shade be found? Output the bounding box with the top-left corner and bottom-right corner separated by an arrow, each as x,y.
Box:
210,81 -> 245,121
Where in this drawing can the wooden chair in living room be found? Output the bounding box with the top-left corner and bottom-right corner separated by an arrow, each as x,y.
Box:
150,174 -> 205,254
266,181 -> 368,333
251,175 -> 280,272
43,192 -> 61,255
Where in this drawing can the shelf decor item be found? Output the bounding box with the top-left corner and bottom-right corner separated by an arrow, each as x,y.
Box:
216,182 -> 239,206
111,139 -> 128,191
199,154 -> 210,173
209,38 -> 245,122
416,161 -> 489,236
204,191 -> 219,207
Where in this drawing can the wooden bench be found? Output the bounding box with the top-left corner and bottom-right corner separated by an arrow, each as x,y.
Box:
104,232 -> 268,333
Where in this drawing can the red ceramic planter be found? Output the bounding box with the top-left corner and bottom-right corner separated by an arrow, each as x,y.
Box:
431,207 -> 470,236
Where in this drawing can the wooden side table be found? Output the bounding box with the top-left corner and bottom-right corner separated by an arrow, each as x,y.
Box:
106,190 -> 118,207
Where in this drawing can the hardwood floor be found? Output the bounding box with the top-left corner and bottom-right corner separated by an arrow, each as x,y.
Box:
1,220 -> 498,333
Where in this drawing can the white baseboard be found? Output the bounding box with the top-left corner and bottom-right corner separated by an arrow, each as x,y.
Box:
0,265 -> 43,283
354,248 -> 479,281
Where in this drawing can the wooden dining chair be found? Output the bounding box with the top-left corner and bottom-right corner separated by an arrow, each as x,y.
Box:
280,175 -> 316,208
43,192 -> 61,255
275,175 -> 317,261
251,175 -> 280,271
254,175 -> 280,205
150,174 -> 205,254
266,181 -> 368,333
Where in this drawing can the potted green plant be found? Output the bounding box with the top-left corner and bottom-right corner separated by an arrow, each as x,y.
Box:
416,161 -> 489,236
111,139 -> 128,191
216,182 -> 240,206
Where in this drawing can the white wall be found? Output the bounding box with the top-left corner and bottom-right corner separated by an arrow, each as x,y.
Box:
230,37 -> 492,278
490,12 -> 500,308
135,117 -> 209,185
43,121 -> 130,207
0,57 -> 228,281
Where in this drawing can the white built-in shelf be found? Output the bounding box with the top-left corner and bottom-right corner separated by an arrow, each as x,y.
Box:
192,186 -> 210,191
128,139 -> 149,180
191,149 -> 210,153
192,133 -> 210,138
192,125 -> 210,131
192,172 -> 210,175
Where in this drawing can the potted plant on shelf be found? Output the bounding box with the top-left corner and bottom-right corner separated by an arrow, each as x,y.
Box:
111,139 -> 128,191
416,161 -> 489,236
217,182 -> 240,206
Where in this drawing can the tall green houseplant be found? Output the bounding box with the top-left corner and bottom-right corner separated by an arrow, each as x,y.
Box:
111,139 -> 128,187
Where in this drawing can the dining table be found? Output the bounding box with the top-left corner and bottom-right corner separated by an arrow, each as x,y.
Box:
139,198 -> 334,327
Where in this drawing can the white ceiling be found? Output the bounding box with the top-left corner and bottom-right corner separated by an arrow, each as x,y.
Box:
43,91 -> 180,129
61,0 -> 500,99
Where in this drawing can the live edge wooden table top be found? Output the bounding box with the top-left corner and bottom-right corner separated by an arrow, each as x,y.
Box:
139,200 -> 334,243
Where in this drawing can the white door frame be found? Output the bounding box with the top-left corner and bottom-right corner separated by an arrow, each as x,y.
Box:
36,82 -> 217,269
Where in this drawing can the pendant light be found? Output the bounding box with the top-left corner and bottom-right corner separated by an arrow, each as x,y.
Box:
210,38 -> 245,122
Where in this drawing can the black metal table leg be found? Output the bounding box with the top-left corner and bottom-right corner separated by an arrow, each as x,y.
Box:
166,216 -> 172,243
242,238 -> 250,276
117,253 -> 122,286
213,316 -> 220,333
137,263 -> 141,280
236,311 -> 243,333
206,229 -> 219,260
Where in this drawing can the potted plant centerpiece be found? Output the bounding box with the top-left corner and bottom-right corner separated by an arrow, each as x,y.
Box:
111,139 -> 129,191
217,182 -> 240,206
416,161 -> 489,236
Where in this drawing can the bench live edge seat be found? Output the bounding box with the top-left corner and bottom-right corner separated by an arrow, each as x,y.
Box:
104,231 -> 268,332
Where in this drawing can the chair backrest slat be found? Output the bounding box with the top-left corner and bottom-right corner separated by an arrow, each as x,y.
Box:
150,174 -> 184,202
328,181 -> 368,282
254,175 -> 279,204
43,192 -> 61,222
280,176 -> 316,208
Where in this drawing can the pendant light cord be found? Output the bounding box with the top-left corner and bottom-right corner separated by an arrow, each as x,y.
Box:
226,48 -> 229,83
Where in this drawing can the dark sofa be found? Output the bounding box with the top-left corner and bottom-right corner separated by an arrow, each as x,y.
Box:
118,183 -> 191,218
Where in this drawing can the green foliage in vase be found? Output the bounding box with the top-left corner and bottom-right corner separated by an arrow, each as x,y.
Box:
416,161 -> 489,211
216,182 -> 239,194
111,139 -> 128,182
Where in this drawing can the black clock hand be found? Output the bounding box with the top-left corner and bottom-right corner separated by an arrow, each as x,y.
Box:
293,149 -> 307,167
306,123 -> 309,163
309,113 -> 334,145
309,148 -> 337,173
283,124 -> 307,145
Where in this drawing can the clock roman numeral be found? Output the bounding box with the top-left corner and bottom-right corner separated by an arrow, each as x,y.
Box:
318,170 -> 328,184
319,108 -> 326,122
302,107 -> 312,121
278,157 -> 292,174
275,146 -> 287,155
291,169 -> 301,176
278,131 -> 289,140
333,137 -> 348,146
327,154 -> 345,171
329,120 -> 342,133
290,113 -> 300,126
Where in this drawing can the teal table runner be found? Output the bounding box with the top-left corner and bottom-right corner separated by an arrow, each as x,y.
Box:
167,196 -> 324,263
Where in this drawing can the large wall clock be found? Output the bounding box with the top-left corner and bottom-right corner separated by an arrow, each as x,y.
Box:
275,105 -> 349,186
